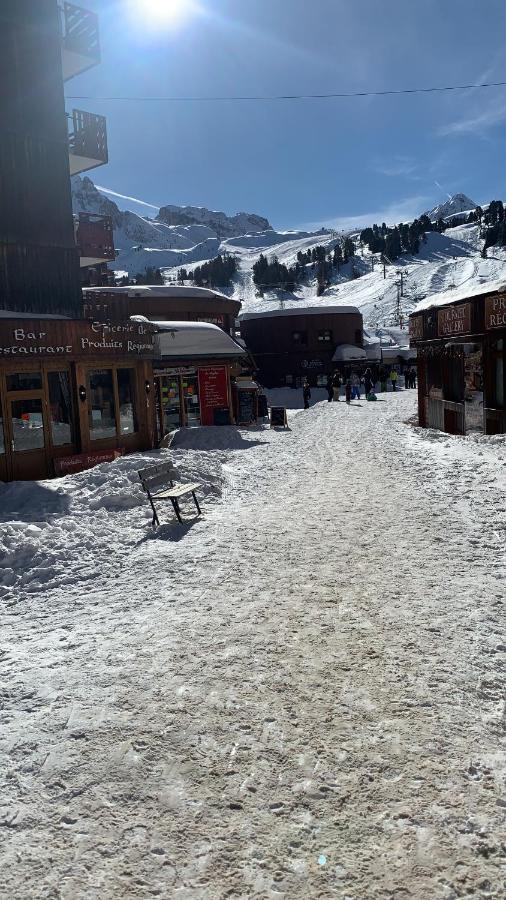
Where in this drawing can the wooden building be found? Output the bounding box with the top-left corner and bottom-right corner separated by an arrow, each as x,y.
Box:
0,3 -> 156,482
409,281 -> 506,435
240,306 -> 364,387
83,286 -> 242,335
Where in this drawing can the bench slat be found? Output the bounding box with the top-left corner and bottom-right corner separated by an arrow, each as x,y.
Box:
141,471 -> 177,492
139,462 -> 177,482
152,483 -> 201,500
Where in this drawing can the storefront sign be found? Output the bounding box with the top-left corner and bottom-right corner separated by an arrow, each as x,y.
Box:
154,366 -> 197,376
198,365 -> 229,426
409,315 -> 424,341
438,303 -> 471,337
485,294 -> 506,330
0,320 -> 156,359
301,359 -> 324,369
54,449 -> 124,476
197,315 -> 225,327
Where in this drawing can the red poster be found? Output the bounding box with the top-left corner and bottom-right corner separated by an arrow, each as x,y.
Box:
198,366 -> 229,426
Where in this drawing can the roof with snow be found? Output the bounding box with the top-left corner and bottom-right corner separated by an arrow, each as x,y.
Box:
332,344 -> 367,362
153,320 -> 247,360
85,285 -> 236,304
413,278 -> 506,313
241,305 -> 361,322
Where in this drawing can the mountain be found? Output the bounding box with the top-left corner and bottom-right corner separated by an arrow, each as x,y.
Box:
424,193 -> 477,222
157,204 -> 272,239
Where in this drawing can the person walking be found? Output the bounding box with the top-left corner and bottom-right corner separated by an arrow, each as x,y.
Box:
326,373 -> 334,403
332,371 -> 342,402
390,368 -> 398,392
345,378 -> 352,404
410,366 -> 417,389
350,370 -> 361,401
303,378 -> 311,410
363,367 -> 373,398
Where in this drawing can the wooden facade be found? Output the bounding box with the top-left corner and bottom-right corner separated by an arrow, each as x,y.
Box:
240,308 -> 364,387
409,288 -> 506,435
0,319 -> 157,481
83,288 -> 241,335
0,1 -> 82,317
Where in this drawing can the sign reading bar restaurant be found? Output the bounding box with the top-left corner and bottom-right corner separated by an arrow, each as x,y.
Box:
0,319 -> 156,358
485,294 -> 506,330
409,315 -> 424,341
437,303 -> 471,337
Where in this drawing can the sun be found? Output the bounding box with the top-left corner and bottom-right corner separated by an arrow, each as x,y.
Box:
140,0 -> 194,25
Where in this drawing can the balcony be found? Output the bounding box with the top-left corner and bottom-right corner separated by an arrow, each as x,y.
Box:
75,213 -> 115,267
60,2 -> 100,81
68,109 -> 108,176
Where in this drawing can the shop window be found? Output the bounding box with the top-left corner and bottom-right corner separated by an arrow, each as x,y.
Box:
292,331 -> 307,345
117,368 -> 138,435
318,330 -> 332,343
6,372 -> 43,392
88,369 -> 116,439
11,398 -> 45,451
48,372 -> 74,446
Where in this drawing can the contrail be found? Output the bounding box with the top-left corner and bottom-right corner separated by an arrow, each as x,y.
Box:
95,184 -> 160,211
434,180 -> 452,200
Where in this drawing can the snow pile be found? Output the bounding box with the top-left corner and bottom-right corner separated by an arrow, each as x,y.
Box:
0,447 -> 225,603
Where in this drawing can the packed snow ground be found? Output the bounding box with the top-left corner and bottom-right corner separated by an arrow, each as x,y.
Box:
1,394 -> 506,899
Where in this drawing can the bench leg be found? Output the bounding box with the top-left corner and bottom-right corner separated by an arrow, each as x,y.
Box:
171,497 -> 183,524
192,491 -> 202,516
149,497 -> 160,528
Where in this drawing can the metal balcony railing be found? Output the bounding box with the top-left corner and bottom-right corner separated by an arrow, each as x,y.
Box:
75,213 -> 115,265
60,2 -> 100,79
68,109 -> 108,175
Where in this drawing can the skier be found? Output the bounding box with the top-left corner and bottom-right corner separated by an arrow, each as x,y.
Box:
326,373 -> 334,403
303,378 -> 311,410
332,371 -> 342,402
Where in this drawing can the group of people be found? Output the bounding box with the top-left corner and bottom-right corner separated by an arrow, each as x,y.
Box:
302,364 -> 417,409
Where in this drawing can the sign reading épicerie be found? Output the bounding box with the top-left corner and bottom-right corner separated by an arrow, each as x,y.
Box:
485,294 -> 506,330
0,320 -> 156,358
437,303 -> 471,337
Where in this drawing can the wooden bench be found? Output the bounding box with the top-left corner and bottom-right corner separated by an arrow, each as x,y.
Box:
138,462 -> 202,527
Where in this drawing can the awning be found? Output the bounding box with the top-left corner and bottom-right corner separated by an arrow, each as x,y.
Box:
332,344 -> 367,362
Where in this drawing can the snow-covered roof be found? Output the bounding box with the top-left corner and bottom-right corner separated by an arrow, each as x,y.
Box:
332,344 -> 367,362
85,284 -> 237,304
153,320 -> 247,359
241,305 -> 361,322
413,278 -> 506,313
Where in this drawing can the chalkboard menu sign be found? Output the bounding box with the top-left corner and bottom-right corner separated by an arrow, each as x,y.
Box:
237,390 -> 256,425
213,407 -> 231,426
270,406 -> 287,428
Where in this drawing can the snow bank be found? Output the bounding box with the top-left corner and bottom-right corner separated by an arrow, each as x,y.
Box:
0,448 -> 225,603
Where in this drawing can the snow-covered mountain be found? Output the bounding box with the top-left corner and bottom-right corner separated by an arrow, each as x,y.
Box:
72,179 -> 506,335
424,193 -> 476,222
157,204 -> 271,239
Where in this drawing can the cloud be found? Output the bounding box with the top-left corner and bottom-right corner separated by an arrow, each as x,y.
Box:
438,100 -> 506,137
371,156 -> 419,178
297,194 -> 431,233
94,185 -> 160,211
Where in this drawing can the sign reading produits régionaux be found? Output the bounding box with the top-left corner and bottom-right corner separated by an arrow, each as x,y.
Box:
485,294 -> 506,330
0,320 -> 156,358
437,303 -> 471,337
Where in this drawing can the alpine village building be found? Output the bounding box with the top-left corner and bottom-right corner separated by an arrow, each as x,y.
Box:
409,281 -> 506,435
0,1 -> 157,481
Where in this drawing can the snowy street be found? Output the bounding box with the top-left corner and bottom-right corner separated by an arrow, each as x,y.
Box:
1,393 -> 505,899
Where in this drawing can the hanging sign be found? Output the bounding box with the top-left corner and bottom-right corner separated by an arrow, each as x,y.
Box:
409,315 -> 424,341
438,303 -> 471,337
485,294 -> 506,330
198,365 -> 229,426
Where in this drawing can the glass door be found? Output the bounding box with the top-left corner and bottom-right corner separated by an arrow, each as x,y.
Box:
6,381 -> 49,480
182,374 -> 200,427
161,377 -> 183,433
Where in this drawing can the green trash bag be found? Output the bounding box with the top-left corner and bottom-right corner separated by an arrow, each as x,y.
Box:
366,392 -> 377,401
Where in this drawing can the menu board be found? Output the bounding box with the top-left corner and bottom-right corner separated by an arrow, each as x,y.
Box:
270,406 -> 287,428
237,391 -> 256,425
198,366 -> 229,426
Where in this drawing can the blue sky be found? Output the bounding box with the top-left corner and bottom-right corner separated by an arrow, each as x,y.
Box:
68,0 -> 506,230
